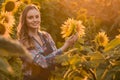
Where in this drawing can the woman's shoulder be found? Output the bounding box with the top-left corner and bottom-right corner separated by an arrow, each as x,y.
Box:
39,31 -> 49,35
39,31 -> 51,38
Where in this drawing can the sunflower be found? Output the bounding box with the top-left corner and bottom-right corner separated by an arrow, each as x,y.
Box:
76,20 -> 85,38
61,18 -> 85,38
0,12 -> 15,27
2,0 -> 16,12
61,18 -> 75,38
0,23 -> 6,35
94,32 -> 109,47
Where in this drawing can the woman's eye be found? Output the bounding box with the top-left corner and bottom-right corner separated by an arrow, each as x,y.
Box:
28,16 -> 33,19
36,15 -> 39,18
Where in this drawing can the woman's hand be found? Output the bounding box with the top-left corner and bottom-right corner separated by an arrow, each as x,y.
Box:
61,33 -> 78,52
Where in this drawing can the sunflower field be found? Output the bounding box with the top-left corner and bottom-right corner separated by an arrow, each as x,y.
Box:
0,0 -> 120,80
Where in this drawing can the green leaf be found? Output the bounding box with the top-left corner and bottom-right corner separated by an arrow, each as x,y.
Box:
0,57 -> 13,74
89,52 -> 105,67
69,55 -> 80,65
61,61 -> 69,66
90,52 -> 105,60
110,61 -> 120,66
73,76 -> 84,80
104,38 -> 120,52
0,36 -> 32,59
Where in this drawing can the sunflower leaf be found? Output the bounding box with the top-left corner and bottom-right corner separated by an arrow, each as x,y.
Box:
104,38 -> 120,52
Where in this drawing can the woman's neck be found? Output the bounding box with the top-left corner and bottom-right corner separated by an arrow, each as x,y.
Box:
28,28 -> 38,37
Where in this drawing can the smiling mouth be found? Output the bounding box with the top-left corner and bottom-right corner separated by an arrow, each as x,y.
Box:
32,22 -> 39,26
32,24 -> 39,26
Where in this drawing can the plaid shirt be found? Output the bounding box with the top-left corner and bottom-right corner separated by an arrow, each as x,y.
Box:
28,31 -> 62,68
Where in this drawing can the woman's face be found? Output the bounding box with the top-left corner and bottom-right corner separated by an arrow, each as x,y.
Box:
26,8 -> 41,29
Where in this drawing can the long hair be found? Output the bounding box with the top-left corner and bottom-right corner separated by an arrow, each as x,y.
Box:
17,4 -> 40,49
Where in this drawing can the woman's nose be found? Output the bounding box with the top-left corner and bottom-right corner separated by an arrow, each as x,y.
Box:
33,17 -> 37,21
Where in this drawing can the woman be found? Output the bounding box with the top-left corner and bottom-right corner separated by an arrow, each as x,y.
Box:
18,4 -> 78,80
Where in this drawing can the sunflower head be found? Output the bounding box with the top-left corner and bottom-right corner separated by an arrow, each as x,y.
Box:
2,0 -> 16,12
0,23 -> 6,35
76,20 -> 85,38
0,12 -> 15,27
61,18 -> 85,39
94,32 -> 109,47
61,18 -> 76,38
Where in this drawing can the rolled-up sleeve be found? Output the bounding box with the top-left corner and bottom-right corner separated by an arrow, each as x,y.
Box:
43,32 -> 63,64
45,48 -> 63,65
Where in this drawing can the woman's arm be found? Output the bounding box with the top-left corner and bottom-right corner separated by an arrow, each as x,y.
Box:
45,33 -> 78,63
